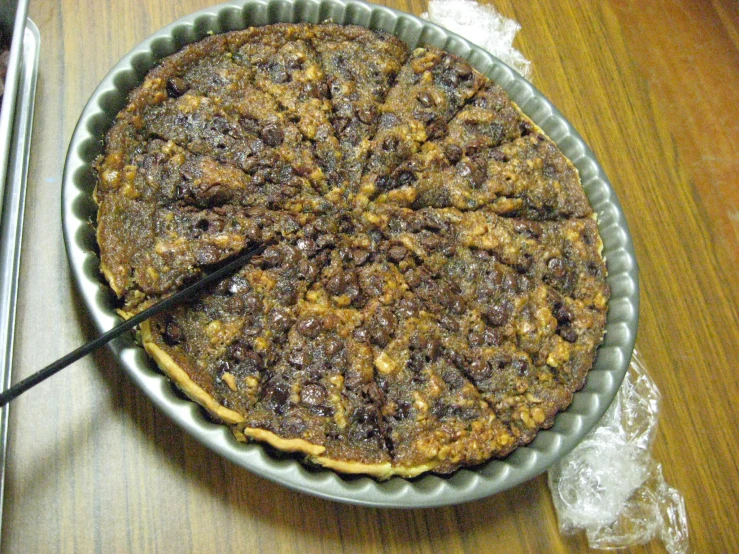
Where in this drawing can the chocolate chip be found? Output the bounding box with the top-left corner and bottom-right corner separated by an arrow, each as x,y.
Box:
485,300 -> 511,327
427,120 -> 448,140
394,402 -> 412,420
194,245 -> 219,265
419,233 -> 442,250
406,354 -> 425,374
396,298 -> 419,319
289,349 -> 312,367
458,161 -> 473,178
352,406 -> 379,431
262,379 -> 290,414
466,358 -> 488,381
284,245 -> 303,265
553,303 -> 573,325
303,82 -> 322,98
375,174 -> 390,192
332,116 -> 350,134
381,135 -> 399,152
502,272 -> 519,292
439,66 -> 460,88
297,315 -> 322,338
230,349 -> 263,376
447,296 -> 465,315
388,245 -> 407,262
163,320 -> 184,345
296,237 -> 317,257
455,62 -> 473,78
413,334 -> 440,360
300,383 -> 327,406
312,405 -> 333,417
353,327 -> 370,342
483,327 -> 503,346
470,159 -> 487,187
270,309 -> 293,333
274,278 -> 298,306
344,367 -> 366,390
244,294 -> 263,315
587,261 -> 603,278
326,270 -> 354,295
166,76 -> 189,98
283,414 -> 309,433
368,307 -> 396,347
445,144 -> 463,163
548,257 -> 567,279
360,273 -> 385,298
285,55 -> 302,71
404,268 -> 422,288
513,221 -> 542,239
245,222 -> 262,242
468,331 -> 484,347
297,259 -> 318,280
261,124 -> 284,147
352,248 -> 370,266
458,158 -> 486,188
375,307 -> 396,329
323,336 -> 343,357
229,342 -> 249,362
262,245 -> 283,267
559,326 -> 578,343
239,115 -> 261,136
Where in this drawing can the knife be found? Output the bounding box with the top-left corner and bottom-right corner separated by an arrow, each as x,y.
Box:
0,243 -> 265,407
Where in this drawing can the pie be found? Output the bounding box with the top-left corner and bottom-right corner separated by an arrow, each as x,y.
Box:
94,23 -> 609,479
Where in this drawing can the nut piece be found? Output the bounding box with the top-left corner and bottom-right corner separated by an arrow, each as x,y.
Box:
374,352 -> 400,374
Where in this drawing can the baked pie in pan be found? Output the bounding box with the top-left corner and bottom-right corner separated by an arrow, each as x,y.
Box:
94,23 -> 609,479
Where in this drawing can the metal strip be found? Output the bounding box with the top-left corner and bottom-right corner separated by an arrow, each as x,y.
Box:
0,0 -> 31,217
0,19 -> 40,542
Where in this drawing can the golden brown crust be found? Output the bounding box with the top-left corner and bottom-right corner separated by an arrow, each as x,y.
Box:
308,457 -> 439,479
240,427 -> 325,456
140,320 -> 246,425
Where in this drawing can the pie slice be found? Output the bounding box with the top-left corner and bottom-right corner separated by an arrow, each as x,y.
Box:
233,24 -> 344,193
356,46 -> 486,204
373,116 -> 591,219
311,25 -> 408,188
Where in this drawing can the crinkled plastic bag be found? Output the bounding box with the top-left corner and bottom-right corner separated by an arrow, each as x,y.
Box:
421,0 -> 532,80
548,351 -> 690,553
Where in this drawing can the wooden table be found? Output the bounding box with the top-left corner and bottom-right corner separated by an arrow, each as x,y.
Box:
3,0 -> 737,552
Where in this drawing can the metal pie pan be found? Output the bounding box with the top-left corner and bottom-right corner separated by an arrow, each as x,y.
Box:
61,0 -> 639,508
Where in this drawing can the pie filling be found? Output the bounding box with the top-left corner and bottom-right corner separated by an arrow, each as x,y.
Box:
95,23 -> 609,478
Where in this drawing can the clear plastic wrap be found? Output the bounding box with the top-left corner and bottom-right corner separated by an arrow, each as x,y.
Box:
421,0 -> 532,79
548,351 -> 690,552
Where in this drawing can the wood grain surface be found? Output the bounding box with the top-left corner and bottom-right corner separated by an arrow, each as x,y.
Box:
3,0 -> 738,552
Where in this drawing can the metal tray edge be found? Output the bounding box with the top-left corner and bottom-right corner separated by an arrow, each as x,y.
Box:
0,18 -> 41,540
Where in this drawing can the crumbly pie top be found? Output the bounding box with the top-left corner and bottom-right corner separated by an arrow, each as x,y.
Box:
94,23 -> 609,479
